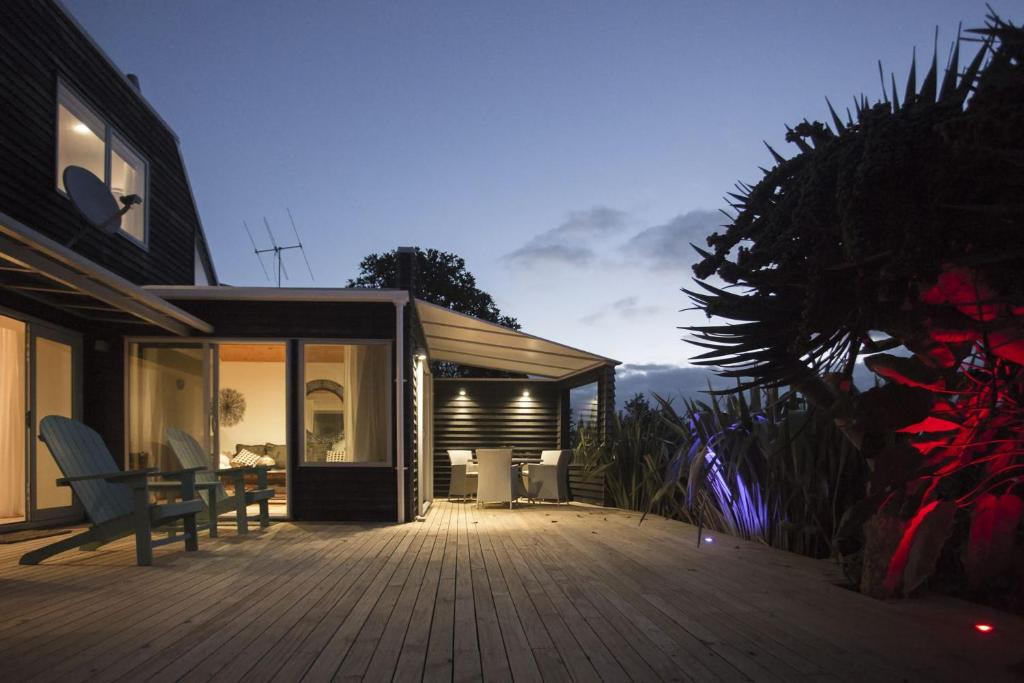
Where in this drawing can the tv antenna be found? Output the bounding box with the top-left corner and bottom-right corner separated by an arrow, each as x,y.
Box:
243,208 -> 315,287
62,165 -> 142,247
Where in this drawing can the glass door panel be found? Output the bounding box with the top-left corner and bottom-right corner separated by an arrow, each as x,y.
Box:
127,343 -> 208,471
0,315 -> 26,524
31,330 -> 79,518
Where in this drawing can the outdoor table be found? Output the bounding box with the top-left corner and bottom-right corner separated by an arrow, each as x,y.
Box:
471,457 -> 537,464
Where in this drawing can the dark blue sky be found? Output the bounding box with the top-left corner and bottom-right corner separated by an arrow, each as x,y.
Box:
65,0 -> 991,380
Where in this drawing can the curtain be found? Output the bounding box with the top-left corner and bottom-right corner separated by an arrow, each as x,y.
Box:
0,319 -> 25,519
346,345 -> 388,463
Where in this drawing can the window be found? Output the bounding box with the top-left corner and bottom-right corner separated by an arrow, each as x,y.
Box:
56,82 -> 148,246
110,135 -> 146,243
56,88 -> 106,188
302,343 -> 391,465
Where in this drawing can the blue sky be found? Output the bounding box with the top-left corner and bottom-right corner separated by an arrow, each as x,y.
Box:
65,0 -> 992,394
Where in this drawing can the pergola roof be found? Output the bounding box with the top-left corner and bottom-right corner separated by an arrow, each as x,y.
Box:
0,212 -> 212,336
415,299 -> 618,380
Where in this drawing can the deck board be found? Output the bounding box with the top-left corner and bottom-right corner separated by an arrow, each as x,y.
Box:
2,501 -> 1023,682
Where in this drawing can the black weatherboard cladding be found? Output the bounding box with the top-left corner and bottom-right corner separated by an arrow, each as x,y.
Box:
432,379 -> 559,497
0,1 -> 201,286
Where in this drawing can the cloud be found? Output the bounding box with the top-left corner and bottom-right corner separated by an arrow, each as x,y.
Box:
504,206 -> 629,267
571,361 -> 883,412
504,243 -> 595,267
623,209 -> 723,270
580,295 -> 664,325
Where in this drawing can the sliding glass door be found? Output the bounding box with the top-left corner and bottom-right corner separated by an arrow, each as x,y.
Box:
0,313 -> 81,527
127,340 -> 290,518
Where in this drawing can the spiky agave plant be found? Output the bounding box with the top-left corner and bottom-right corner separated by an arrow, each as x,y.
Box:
688,14 -> 1024,601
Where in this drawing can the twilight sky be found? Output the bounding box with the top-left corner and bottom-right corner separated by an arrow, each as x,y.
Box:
65,0 -> 990,394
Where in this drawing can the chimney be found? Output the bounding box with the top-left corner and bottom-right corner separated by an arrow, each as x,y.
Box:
126,73 -> 141,92
396,247 -> 417,293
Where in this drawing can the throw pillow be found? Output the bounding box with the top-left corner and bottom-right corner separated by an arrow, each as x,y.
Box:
230,448 -> 262,468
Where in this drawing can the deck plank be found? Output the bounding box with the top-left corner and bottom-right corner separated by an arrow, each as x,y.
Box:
2,501 -> 1023,683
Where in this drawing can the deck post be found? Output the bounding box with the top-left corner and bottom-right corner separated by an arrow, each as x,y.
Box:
595,364 -> 615,447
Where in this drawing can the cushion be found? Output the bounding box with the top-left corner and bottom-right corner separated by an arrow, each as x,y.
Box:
325,450 -> 346,462
265,443 -> 287,468
230,448 -> 262,468
257,455 -> 277,467
219,453 -> 232,470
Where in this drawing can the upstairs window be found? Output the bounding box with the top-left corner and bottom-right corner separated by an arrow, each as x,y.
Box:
56,82 -> 149,247
56,87 -> 106,187
110,134 -> 146,243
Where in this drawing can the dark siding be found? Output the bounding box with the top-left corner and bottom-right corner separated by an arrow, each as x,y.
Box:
432,380 -> 559,498
82,333 -> 125,462
0,1 -> 201,285
167,300 -> 395,339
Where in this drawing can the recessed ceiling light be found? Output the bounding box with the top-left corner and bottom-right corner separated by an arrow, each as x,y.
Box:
72,122 -> 92,135
458,388 -> 466,397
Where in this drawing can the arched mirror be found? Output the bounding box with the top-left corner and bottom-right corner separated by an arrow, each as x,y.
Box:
305,379 -> 344,443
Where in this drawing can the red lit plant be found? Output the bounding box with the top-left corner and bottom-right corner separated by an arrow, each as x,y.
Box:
687,14 -> 1024,602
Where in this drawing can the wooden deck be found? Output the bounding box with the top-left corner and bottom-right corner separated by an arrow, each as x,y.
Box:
1,501 -> 1022,682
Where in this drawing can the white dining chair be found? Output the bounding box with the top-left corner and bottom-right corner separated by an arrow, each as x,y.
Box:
448,449 -> 477,501
475,448 -> 516,509
525,449 -> 571,504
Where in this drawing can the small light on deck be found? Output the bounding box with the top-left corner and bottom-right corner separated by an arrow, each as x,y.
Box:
974,623 -> 994,633
458,388 -> 466,397
703,536 -> 714,543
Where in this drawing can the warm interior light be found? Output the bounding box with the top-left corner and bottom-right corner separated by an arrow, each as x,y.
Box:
72,122 -> 92,135
458,388 -> 466,397
974,623 -> 994,633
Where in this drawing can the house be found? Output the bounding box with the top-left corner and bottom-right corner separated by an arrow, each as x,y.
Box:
0,0 -> 617,529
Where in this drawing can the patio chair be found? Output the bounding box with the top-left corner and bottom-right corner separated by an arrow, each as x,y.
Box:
524,449 -> 571,504
447,449 -> 477,501
165,427 -> 273,537
20,416 -> 203,567
476,448 -> 526,509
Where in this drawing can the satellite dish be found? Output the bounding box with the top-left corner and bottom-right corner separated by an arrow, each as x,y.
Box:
62,165 -> 141,247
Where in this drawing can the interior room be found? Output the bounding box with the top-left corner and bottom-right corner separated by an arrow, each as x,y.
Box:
217,343 -> 288,518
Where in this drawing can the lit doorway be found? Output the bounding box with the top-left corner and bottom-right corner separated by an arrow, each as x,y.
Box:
216,343 -> 289,519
